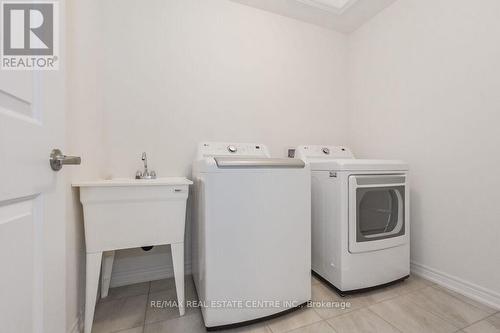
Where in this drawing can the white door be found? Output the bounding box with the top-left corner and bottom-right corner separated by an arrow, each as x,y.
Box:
0,7 -> 68,333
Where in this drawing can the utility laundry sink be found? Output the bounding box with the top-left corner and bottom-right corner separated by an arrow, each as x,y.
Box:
73,177 -> 193,333
75,177 -> 192,252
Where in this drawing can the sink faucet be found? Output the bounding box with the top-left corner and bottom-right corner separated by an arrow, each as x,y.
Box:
136,152 -> 156,179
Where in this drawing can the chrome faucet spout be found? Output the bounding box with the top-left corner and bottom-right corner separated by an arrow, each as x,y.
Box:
136,152 -> 156,179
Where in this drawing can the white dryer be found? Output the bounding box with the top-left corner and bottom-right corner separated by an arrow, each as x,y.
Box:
296,145 -> 409,294
192,142 -> 311,330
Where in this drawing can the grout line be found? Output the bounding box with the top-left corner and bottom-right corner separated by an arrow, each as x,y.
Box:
460,312 -> 499,332
112,325 -> 145,333
446,287 -> 495,313
312,279 -> 403,318
142,276 -> 203,328
357,288 -> 401,306
402,289 -> 464,329
430,283 -> 497,313
99,282 -> 151,304
141,281 -> 151,332
393,284 -> 427,297
404,286 -> 494,330
324,319 -> 340,333
281,320 -> 332,333
320,306 -> 363,321
267,308 -> 322,333
280,277 -> 436,331
366,307 -> 404,333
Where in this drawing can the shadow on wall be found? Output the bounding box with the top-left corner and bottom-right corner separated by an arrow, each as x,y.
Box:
67,186 -> 86,330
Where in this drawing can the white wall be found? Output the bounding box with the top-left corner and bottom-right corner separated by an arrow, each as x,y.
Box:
66,0 -> 107,331
102,0 -> 348,281
101,0 -> 349,281
99,0 -> 348,178
66,0 -> 348,330
348,0 -> 500,305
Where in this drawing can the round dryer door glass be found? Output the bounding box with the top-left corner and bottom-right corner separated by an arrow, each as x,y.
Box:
356,186 -> 405,242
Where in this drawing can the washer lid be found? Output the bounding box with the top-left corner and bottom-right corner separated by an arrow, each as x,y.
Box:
311,159 -> 408,171
214,157 -> 305,169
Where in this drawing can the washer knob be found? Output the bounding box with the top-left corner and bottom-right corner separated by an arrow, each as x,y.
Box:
322,147 -> 330,155
227,145 -> 237,153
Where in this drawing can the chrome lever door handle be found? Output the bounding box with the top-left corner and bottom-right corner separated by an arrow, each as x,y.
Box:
50,148 -> 81,171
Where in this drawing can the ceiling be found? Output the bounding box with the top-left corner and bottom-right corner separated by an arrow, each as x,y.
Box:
229,0 -> 398,33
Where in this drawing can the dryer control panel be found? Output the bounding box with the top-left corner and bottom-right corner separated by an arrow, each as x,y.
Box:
197,142 -> 270,159
296,145 -> 354,160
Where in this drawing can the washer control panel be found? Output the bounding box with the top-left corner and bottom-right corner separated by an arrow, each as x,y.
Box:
296,145 -> 354,159
197,142 -> 270,158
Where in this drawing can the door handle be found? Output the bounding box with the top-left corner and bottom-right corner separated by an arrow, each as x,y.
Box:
50,148 -> 81,171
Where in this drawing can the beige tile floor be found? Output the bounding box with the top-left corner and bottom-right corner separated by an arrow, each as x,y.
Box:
92,275 -> 499,333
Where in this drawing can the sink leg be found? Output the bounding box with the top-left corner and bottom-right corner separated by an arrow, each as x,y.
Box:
85,252 -> 102,333
171,243 -> 185,316
101,251 -> 115,298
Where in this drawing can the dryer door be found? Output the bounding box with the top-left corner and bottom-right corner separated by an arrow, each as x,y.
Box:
348,174 -> 409,253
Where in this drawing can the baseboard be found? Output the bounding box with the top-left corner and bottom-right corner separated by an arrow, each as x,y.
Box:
411,261 -> 500,310
110,262 -> 192,288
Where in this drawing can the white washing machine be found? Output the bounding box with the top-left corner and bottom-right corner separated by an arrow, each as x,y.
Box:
296,145 -> 409,294
192,142 -> 311,330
